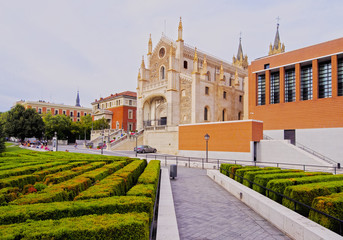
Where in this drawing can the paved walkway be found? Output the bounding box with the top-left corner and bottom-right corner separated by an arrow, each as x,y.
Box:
170,167 -> 291,240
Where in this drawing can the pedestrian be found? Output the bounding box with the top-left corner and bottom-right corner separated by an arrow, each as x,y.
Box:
74,142 -> 77,149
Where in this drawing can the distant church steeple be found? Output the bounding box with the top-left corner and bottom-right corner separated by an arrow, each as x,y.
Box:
269,20 -> 285,56
232,34 -> 248,69
76,91 -> 81,107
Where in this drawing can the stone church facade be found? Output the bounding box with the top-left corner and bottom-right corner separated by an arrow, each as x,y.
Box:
136,18 -> 248,154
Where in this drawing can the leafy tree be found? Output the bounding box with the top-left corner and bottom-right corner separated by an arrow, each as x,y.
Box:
72,115 -> 93,140
43,113 -> 72,140
0,113 -> 5,153
93,117 -> 110,130
3,105 -> 44,141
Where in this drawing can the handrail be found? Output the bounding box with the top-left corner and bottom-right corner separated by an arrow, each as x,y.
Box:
220,167 -> 343,236
263,134 -> 338,165
149,168 -> 161,240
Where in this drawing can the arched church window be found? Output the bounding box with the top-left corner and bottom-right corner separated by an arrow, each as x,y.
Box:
206,71 -> 210,81
222,109 -> 226,121
160,66 -> 165,80
184,61 -> 188,69
204,106 -> 209,121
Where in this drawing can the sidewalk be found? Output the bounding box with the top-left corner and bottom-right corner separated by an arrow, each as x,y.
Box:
170,167 -> 291,240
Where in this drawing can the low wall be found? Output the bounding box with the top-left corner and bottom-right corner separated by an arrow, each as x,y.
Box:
144,129 -> 178,155
207,170 -> 342,240
257,140 -> 333,167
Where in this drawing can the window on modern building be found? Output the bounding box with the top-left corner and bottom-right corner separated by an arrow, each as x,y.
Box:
128,110 -> 133,119
160,66 -> 165,80
285,68 -> 296,102
205,86 -> 209,95
70,112 -> 73,117
55,110 -> 58,115
239,95 -> 242,102
257,74 -> 266,105
270,71 -> 280,104
301,65 -> 313,100
77,112 -> 80,117
38,108 -> 42,114
338,58 -> 343,96
318,60 -> 332,98
264,64 -> 270,69
223,91 -> 227,99
204,107 -> 209,121
184,61 -> 188,69
129,100 -> 132,106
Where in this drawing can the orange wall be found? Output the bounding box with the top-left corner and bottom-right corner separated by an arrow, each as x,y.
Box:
249,37 -> 343,130
108,106 -> 137,131
179,120 -> 263,153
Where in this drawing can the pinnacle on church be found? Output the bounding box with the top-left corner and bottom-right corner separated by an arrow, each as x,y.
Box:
141,56 -> 145,68
177,17 -> 183,41
76,91 -> 81,107
194,47 -> 198,61
233,35 -> 248,69
236,37 -> 243,61
148,34 -> 152,55
269,22 -> 285,55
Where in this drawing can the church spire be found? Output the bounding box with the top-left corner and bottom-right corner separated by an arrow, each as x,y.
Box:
177,17 -> 183,42
269,20 -> 285,56
76,91 -> 80,107
233,34 -> 248,69
141,56 -> 145,69
148,34 -> 152,55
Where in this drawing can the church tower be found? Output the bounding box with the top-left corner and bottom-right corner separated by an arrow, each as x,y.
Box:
232,36 -> 248,69
268,23 -> 285,55
76,91 -> 81,107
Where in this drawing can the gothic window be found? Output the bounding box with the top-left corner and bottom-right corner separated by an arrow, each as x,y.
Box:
207,71 -> 210,81
184,61 -> 188,69
222,109 -> 226,121
205,86 -> 209,95
238,112 -> 241,120
204,107 -> 209,121
160,66 -> 165,80
223,91 -> 227,99
159,47 -> 166,58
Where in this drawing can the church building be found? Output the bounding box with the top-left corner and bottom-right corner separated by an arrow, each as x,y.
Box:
137,18 -> 248,154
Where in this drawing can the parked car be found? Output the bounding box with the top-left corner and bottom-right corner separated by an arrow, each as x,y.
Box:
134,145 -> 157,153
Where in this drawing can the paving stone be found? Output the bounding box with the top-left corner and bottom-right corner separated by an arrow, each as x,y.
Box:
170,167 -> 291,240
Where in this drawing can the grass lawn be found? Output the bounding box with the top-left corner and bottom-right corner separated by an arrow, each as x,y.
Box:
4,142 -> 32,153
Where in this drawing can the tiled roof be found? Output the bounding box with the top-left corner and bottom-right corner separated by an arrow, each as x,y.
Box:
93,91 -> 137,103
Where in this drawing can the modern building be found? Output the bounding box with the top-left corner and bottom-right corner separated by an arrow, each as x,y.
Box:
137,18 -> 248,154
91,91 -> 137,132
248,30 -> 343,163
16,92 -> 92,122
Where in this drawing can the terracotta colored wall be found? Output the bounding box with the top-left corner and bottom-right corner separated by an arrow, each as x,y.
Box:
249,37 -> 343,130
108,106 -> 137,131
179,120 -> 263,153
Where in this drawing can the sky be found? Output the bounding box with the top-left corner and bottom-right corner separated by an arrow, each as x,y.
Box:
0,0 -> 342,112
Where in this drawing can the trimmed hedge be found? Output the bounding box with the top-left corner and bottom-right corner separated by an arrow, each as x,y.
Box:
283,180 -> 343,216
234,167 -> 280,183
220,164 -> 242,178
243,169 -> 301,188
0,212 -> 149,240
253,172 -> 331,195
0,196 -> 153,225
127,184 -> 156,200
74,160 -> 147,200
309,192 -> 343,233
266,174 -> 343,203
0,188 -> 20,205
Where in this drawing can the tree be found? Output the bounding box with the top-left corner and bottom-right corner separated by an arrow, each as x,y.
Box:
93,117 -> 110,130
3,104 -> 45,141
43,113 -> 72,140
72,115 -> 93,140
0,113 -> 5,153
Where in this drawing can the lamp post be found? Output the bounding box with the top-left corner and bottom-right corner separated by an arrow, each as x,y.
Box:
54,131 -> 58,152
204,133 -> 210,163
101,130 -> 104,155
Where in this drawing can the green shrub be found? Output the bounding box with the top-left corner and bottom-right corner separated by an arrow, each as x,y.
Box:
266,174 -> 341,203
0,196 -> 153,225
127,184 -> 156,200
309,192 -> 343,233
220,164 -> 241,178
243,169 -> 301,188
34,183 -> 47,191
0,188 -> 20,205
234,167 -> 261,183
0,174 -> 40,189
113,160 -> 147,191
253,172 -> 331,195
0,212 -> 149,240
137,160 -> 160,188
283,180 -> 343,216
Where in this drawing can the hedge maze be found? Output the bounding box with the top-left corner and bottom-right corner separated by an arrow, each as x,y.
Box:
0,151 -> 160,239
220,163 -> 343,234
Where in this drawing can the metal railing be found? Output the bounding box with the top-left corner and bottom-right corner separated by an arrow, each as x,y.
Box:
139,153 -> 342,174
220,167 -> 343,235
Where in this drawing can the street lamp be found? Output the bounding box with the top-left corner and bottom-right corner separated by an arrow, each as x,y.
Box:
101,130 -> 104,155
204,133 -> 210,163
54,131 -> 58,152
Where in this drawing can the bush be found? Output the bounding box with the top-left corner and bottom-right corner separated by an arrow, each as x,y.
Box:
266,174 -> 342,203
0,212 -> 150,240
113,160 -> 147,191
137,160 -> 160,189
0,196 -> 153,225
243,169 -> 301,188
234,167 -> 280,183
253,172 -> 331,195
282,180 -> 343,216
127,184 -> 156,200
309,192 -> 343,233
220,164 -> 241,178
